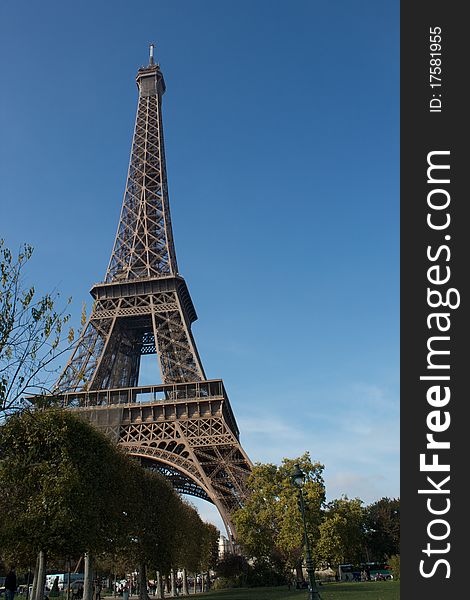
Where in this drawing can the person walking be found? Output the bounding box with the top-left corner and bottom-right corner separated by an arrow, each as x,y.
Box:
5,567 -> 17,600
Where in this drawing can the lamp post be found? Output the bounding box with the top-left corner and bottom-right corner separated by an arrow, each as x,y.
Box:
292,463 -> 322,600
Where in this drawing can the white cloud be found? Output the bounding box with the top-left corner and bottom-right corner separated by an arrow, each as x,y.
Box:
236,381 -> 399,504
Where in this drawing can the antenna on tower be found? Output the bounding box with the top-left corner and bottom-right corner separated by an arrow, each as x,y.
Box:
149,43 -> 155,65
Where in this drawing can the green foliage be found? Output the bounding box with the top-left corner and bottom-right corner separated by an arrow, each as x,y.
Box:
232,453 -> 325,572
123,466 -> 180,572
214,554 -> 286,589
388,554 -> 400,580
213,570 -> 287,592
364,497 -> 400,561
231,455 -> 401,579
169,499 -> 206,573
0,408 -> 217,577
214,554 -> 249,589
117,474 -> 219,576
0,409 -> 127,564
216,554 -> 250,579
0,240 -> 73,417
245,559 -> 288,587
316,496 -> 366,566
96,463 -> 199,577
198,522 -> 220,572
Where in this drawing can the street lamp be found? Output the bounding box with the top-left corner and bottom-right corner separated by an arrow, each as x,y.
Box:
292,463 -> 322,600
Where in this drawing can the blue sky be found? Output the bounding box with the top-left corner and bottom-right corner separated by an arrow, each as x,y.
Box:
0,0 -> 399,532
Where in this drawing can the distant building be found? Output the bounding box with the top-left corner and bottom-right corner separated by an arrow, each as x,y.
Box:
218,535 -> 232,557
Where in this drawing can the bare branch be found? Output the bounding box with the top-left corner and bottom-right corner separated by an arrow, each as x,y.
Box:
0,240 -> 74,418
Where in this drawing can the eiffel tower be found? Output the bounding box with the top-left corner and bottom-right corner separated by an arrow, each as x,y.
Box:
54,45 -> 252,539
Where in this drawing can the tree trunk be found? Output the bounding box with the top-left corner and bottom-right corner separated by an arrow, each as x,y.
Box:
295,561 -> 304,585
138,564 -> 149,600
181,570 -> 188,596
169,571 -> 176,597
35,550 -> 46,600
26,566 -> 32,600
83,553 -> 93,600
192,576 -> 196,595
157,572 -> 164,599
66,559 -> 72,600
31,553 -> 40,600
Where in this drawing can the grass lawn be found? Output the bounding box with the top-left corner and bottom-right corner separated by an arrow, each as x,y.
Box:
195,581 -> 399,600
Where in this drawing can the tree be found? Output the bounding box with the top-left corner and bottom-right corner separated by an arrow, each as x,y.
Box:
0,406 -> 220,600
118,467 -> 184,600
107,466 -> 218,600
0,241 -> 73,417
232,453 -> 325,576
165,507 -> 219,595
0,409 -> 127,569
364,497 -> 400,561
215,554 -> 250,586
172,501 -> 205,575
198,522 -> 220,574
315,497 -> 366,566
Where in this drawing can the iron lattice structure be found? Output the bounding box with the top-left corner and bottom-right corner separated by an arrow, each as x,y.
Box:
54,50 -> 252,538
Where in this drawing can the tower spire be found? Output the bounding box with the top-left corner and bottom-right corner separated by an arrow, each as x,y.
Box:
105,51 -> 174,282
149,43 -> 155,65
